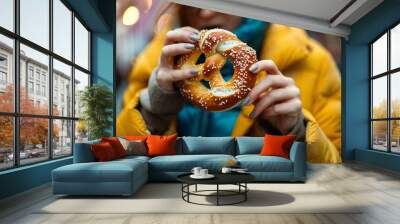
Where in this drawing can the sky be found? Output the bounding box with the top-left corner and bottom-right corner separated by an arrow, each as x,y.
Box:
0,0 -> 89,75
371,31 -> 400,109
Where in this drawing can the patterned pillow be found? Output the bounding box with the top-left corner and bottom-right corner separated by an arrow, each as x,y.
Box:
119,138 -> 147,156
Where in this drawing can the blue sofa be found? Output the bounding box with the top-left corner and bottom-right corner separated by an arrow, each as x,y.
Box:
52,137 -> 306,196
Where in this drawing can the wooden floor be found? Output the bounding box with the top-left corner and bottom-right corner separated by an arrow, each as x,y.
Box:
1,162 -> 400,224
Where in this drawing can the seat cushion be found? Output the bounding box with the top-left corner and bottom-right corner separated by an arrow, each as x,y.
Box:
236,155 -> 293,172
149,154 -> 235,172
177,137 -> 235,155
52,158 -> 147,183
235,137 -> 263,155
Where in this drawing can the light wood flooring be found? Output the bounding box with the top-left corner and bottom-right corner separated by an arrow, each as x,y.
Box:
1,162 -> 400,224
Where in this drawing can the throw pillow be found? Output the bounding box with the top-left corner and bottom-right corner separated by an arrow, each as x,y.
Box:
101,137 -> 126,158
260,134 -> 296,159
146,134 -> 177,157
124,135 -> 148,141
91,142 -> 117,161
119,138 -> 147,156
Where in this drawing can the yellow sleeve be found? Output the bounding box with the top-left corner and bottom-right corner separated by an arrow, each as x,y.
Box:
117,27 -> 169,136
305,46 -> 342,163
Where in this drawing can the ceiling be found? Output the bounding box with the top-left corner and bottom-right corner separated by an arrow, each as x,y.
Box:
169,0 -> 384,37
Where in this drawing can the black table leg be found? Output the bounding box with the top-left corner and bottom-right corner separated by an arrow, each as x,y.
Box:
245,183 -> 247,201
216,184 -> 219,206
195,184 -> 197,192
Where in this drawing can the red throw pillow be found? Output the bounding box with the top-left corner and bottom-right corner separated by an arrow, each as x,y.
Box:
146,134 -> 177,157
260,134 -> 296,159
101,137 -> 126,158
91,142 -> 117,161
124,135 -> 148,141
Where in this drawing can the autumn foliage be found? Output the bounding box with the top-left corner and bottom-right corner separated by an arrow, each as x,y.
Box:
0,84 -> 59,150
372,99 -> 400,142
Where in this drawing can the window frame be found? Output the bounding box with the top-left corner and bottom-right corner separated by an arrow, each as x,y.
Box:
370,21 -> 400,154
0,0 -> 92,171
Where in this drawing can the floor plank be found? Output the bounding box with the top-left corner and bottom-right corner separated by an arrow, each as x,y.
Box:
1,162 -> 400,224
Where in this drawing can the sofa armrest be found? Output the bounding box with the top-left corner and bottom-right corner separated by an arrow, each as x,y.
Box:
289,141 -> 307,181
73,140 -> 100,163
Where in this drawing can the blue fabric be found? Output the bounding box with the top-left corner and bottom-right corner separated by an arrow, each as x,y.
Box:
52,158 -> 148,195
148,154 -> 235,172
236,155 -> 293,172
289,142 -> 307,181
236,137 -> 264,155
73,140 -> 100,163
177,19 -> 268,137
177,137 -> 235,155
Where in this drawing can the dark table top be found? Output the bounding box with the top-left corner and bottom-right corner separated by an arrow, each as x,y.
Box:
177,172 -> 255,185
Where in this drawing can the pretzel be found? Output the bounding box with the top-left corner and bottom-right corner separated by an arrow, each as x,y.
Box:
175,28 -> 258,111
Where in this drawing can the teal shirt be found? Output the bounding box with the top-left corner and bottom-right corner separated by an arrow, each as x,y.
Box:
177,19 -> 268,136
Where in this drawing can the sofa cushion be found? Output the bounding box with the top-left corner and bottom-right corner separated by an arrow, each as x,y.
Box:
177,137 -> 235,155
149,154 -> 235,172
260,134 -> 296,159
235,137 -> 263,155
53,158 -> 147,183
147,134 -> 177,157
101,137 -> 127,158
236,155 -> 293,172
73,139 -> 100,163
91,142 -> 118,161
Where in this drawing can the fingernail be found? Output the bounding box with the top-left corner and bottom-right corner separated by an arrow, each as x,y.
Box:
191,69 -> 198,75
243,96 -> 251,106
184,44 -> 195,49
189,33 -> 200,41
249,110 -> 256,119
249,64 -> 258,73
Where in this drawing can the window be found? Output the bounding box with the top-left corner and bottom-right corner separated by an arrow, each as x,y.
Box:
35,83 -> 40,95
0,71 -> 6,85
42,85 -> 46,97
28,81 -> 34,94
28,67 -> 34,80
0,54 -> 7,67
371,23 -> 400,154
0,0 -> 91,170
0,35 -> 13,113
0,0 -> 14,32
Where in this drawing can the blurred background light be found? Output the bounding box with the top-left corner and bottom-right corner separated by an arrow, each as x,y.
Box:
122,6 -> 140,26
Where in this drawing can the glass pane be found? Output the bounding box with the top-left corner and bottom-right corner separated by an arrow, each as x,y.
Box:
20,117 -> 49,165
372,33 -> 387,76
0,0 -> 14,31
74,18 -> 89,70
391,72 -> 400,118
372,76 -> 387,119
75,120 -> 88,143
20,44 -> 49,115
391,24 -> 400,70
53,119 -> 72,157
391,120 -> 400,153
372,121 -> 388,151
53,59 -> 72,117
53,0 -> 72,60
20,0 -> 49,49
74,69 -> 89,118
0,34 -> 14,112
0,116 -> 13,170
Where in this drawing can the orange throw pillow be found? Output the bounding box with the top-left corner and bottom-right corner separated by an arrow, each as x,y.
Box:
124,135 -> 148,141
260,134 -> 296,159
146,134 -> 177,157
91,142 -> 117,161
101,137 -> 126,158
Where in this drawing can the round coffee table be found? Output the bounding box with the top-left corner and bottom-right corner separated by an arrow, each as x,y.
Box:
177,173 -> 255,206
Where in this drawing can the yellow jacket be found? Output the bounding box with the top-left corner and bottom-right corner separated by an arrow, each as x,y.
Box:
117,24 -> 342,163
